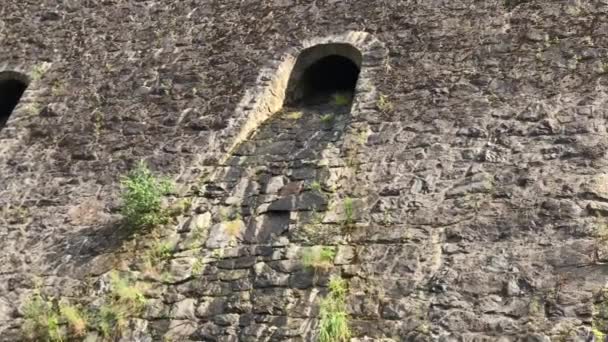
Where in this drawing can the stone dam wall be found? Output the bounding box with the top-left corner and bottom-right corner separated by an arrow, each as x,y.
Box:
3,0 -> 608,341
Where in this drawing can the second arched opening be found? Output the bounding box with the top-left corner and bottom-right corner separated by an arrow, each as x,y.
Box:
0,71 -> 29,131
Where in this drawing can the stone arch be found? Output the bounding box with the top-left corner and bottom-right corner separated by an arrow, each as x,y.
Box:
0,71 -> 29,130
284,43 -> 363,106
203,31 -> 387,166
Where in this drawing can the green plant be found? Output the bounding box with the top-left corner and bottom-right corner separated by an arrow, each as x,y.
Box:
51,80 -> 67,97
593,328 -> 606,341
219,206 -> 240,222
343,197 -> 355,225
192,257 -> 205,276
592,290 -> 608,340
97,304 -> 121,338
528,296 -> 543,316
161,271 -> 174,283
301,246 -> 336,271
320,114 -> 334,124
318,276 -> 350,342
297,208 -> 328,242
120,161 -> 173,229
22,290 -> 62,341
382,208 -> 391,226
310,181 -> 323,193
356,129 -> 369,145
211,248 -> 225,259
328,276 -> 348,299
24,103 -> 41,116
58,301 -> 87,337
285,111 -> 303,120
1,205 -> 29,224
109,272 -> 147,310
416,323 -> 431,335
22,288 -> 90,341
224,219 -> 242,240
95,272 -> 147,338
377,94 -> 394,113
188,222 -> 207,249
332,93 -> 350,106
147,239 -> 174,266
167,198 -> 192,217
30,63 -> 51,81
310,209 -> 325,225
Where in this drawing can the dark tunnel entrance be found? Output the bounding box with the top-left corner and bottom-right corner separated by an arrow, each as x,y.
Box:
0,73 -> 28,130
297,55 -> 360,105
285,44 -> 362,107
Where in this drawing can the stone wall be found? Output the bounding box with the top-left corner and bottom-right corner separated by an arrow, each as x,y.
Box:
2,0 -> 608,340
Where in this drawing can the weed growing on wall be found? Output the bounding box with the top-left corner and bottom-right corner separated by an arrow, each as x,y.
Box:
285,111 -> 303,120
96,271 -> 147,338
20,272 -> 147,340
30,62 -> 51,81
318,276 -> 350,342
191,257 -> 206,276
301,246 -> 336,271
120,161 -> 173,230
144,238 -> 175,269
592,288 -> 608,341
58,301 -> 87,338
22,291 -> 88,341
593,328 -> 606,341
309,181 -> 323,193
343,197 -> 355,226
376,94 -> 393,113
224,219 -> 242,241
22,290 -> 62,341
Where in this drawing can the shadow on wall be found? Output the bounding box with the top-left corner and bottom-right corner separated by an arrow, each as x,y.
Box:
0,71 -> 29,131
215,43 -> 364,246
42,43 -> 366,278
44,217 -> 136,277
195,43 -> 367,340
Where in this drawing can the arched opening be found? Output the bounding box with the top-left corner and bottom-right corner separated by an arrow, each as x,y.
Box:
285,43 -> 362,107
0,72 -> 28,130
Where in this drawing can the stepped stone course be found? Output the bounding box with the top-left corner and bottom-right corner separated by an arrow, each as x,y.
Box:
3,0 -> 608,341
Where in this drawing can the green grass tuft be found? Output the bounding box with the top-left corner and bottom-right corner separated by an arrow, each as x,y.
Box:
94,271 -> 147,338
109,272 -> 147,310
310,181 -> 323,193
192,257 -> 205,276
318,276 -> 350,342
343,197 -> 355,225
593,328 -> 606,341
21,272 -> 147,340
285,111 -> 303,120
145,239 -> 175,268
22,290 -> 62,342
328,276 -> 348,300
59,301 -> 87,338
376,94 -> 394,113
301,246 -> 336,271
22,288 -> 89,341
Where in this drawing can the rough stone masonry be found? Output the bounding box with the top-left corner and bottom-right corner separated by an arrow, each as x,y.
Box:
2,0 -> 608,341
